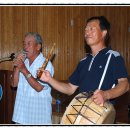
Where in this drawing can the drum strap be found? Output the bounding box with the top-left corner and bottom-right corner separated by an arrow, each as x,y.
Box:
98,52 -> 112,90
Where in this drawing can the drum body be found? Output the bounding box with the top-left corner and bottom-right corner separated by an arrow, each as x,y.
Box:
61,92 -> 116,125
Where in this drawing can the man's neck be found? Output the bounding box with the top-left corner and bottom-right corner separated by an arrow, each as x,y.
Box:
29,52 -> 40,66
91,44 -> 106,56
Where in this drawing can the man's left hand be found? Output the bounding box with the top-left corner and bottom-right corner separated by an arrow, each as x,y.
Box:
91,89 -> 109,106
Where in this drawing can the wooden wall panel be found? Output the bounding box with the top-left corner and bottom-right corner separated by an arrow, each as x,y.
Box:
0,6 -> 130,80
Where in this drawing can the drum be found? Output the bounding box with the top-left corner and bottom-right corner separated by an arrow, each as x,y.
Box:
61,92 -> 116,125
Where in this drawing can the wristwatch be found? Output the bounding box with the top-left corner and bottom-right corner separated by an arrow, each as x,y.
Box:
26,73 -> 32,79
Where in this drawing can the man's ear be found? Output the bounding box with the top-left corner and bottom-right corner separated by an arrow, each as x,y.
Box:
37,44 -> 41,51
102,30 -> 107,38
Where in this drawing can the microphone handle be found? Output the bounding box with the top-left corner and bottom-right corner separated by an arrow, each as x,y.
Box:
0,57 -> 11,63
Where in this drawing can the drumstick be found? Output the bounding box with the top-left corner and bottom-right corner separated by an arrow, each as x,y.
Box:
37,43 -> 56,78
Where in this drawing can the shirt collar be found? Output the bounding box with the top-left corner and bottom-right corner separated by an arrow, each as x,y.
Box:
86,47 -> 111,57
25,52 -> 43,66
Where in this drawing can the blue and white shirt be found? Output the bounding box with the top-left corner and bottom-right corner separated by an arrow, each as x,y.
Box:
12,53 -> 54,124
69,47 -> 128,95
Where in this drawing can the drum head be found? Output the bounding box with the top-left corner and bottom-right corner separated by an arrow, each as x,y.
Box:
61,92 -> 116,125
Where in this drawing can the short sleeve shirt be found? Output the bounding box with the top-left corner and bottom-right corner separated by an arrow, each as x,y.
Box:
12,53 -> 54,124
69,47 -> 128,93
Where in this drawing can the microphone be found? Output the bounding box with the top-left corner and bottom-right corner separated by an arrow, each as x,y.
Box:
0,53 -> 15,63
9,53 -> 15,60
13,50 -> 27,67
0,51 -> 27,63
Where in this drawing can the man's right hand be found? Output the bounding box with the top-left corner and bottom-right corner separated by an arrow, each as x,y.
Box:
13,53 -> 26,67
40,70 -> 52,83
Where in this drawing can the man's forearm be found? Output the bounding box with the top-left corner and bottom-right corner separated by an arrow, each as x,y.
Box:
21,68 -> 44,92
12,68 -> 19,87
105,79 -> 129,100
48,78 -> 76,95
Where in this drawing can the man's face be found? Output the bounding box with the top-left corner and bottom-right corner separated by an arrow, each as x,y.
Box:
23,35 -> 40,58
84,20 -> 105,47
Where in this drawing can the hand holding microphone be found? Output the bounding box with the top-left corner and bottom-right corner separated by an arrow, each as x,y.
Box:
13,51 -> 27,71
